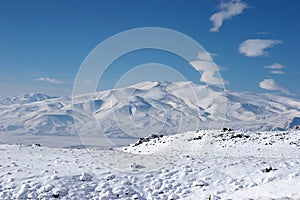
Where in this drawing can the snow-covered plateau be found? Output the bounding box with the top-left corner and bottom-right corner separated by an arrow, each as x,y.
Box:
1,129 -> 300,199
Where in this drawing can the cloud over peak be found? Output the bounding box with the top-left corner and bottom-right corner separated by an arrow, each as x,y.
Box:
239,39 -> 281,57
36,77 -> 63,84
259,79 -> 289,94
190,52 -> 227,85
210,0 -> 248,32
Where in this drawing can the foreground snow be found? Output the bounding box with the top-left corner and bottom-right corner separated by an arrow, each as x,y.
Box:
1,129 -> 300,199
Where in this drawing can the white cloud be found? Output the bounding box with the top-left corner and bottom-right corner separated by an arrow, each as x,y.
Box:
264,63 -> 285,75
255,32 -> 269,35
259,79 -> 289,94
197,51 -> 217,61
269,70 -> 285,74
239,39 -> 281,57
189,59 -> 227,85
200,71 -> 227,85
209,0 -> 247,32
36,77 -> 63,84
264,63 -> 284,69
189,60 -> 218,72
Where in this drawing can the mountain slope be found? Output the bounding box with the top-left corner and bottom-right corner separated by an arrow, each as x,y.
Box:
1,81 -> 300,138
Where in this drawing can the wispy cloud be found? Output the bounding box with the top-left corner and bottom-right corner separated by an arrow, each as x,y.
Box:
209,0 -> 248,32
259,79 -> 289,94
239,39 -> 281,57
264,63 -> 285,75
264,63 -> 284,69
269,70 -> 285,74
190,54 -> 227,85
200,71 -> 227,85
255,32 -> 269,35
36,77 -> 63,84
197,51 -> 217,61
190,60 -> 217,72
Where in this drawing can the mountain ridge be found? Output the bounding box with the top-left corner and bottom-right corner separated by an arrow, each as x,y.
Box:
1,81 -> 300,137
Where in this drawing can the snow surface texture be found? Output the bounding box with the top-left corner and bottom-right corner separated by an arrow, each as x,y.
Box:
1,81 -> 300,141
1,129 -> 300,199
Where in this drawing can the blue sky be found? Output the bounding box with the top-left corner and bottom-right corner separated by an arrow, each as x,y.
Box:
1,0 -> 300,98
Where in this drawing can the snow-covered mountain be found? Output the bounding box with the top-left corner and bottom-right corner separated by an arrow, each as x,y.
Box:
1,81 -> 300,137
0,93 -> 58,106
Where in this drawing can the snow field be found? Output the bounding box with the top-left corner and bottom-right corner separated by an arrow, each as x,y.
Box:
1,129 -> 300,199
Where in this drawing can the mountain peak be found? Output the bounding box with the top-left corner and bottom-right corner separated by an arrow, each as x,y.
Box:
1,81 -> 300,136
0,93 -> 58,106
